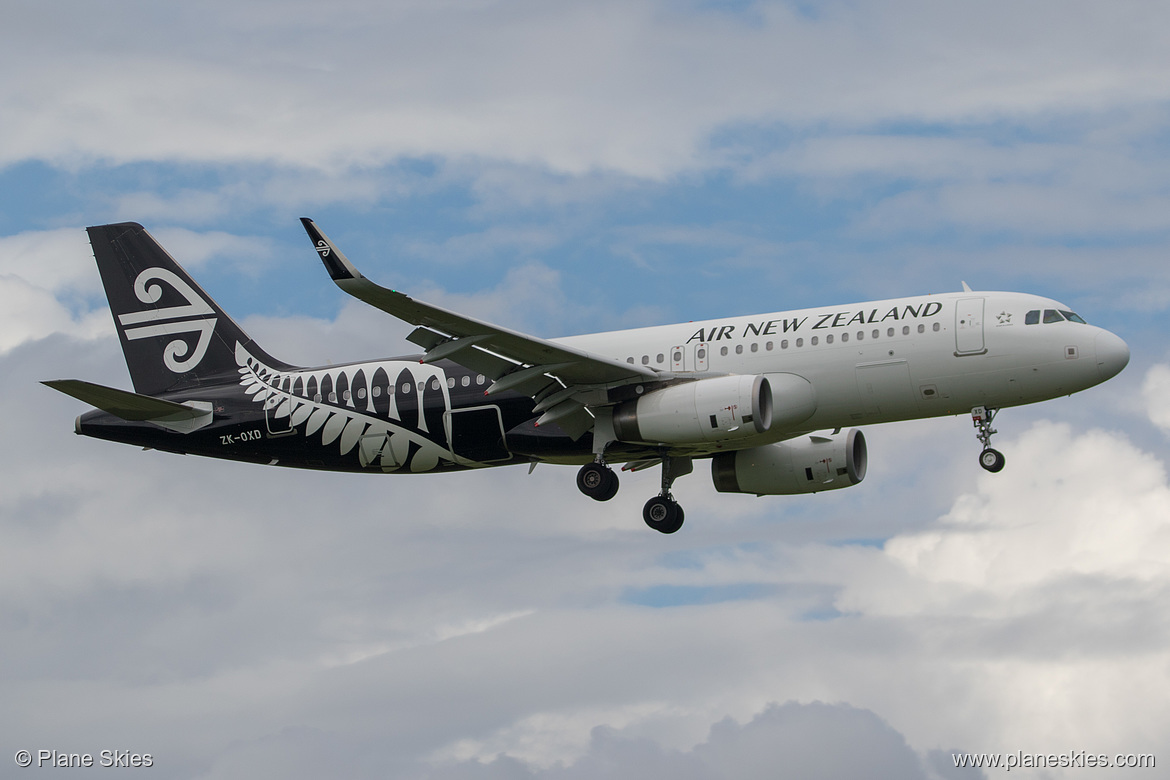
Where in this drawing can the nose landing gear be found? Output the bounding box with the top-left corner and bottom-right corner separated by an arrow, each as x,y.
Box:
972,406 -> 1005,473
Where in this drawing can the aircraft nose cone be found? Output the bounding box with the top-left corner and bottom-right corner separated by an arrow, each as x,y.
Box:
1095,330 -> 1130,382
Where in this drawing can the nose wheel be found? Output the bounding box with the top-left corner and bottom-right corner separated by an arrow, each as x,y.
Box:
979,447 -> 1005,473
972,406 -> 1006,473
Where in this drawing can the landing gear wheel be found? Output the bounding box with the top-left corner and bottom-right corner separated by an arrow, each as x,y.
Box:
577,462 -> 619,501
979,448 -> 1005,473
643,496 -> 684,534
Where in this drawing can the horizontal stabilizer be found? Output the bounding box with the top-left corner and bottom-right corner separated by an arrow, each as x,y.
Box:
42,379 -> 207,423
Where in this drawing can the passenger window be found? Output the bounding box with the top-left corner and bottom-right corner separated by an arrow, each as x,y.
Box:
1061,310 -> 1087,324
372,386 -> 381,398
672,350 -> 682,362
735,345 -> 743,354
902,326 -> 910,336
447,377 -> 455,388
841,333 -> 849,342
933,322 -> 940,332
720,346 -> 728,356
357,388 -> 367,399
766,341 -> 773,351
1043,309 -> 1063,324
460,376 -> 470,387
887,328 -> 895,337
1025,310 -> 1040,325
750,343 -> 758,353
626,357 -> 634,364
657,353 -> 664,363
697,348 -> 706,359
826,334 -> 834,344
811,336 -> 819,346
781,340 -> 788,349
434,378 -> 443,390
918,324 -> 925,334
641,355 -> 649,365
795,338 -> 803,347
476,375 -> 485,385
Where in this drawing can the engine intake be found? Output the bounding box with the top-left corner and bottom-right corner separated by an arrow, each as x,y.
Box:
711,429 -> 867,495
613,375 -> 772,445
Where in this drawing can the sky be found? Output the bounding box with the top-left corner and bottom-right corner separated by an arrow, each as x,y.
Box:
3,0 -> 1170,777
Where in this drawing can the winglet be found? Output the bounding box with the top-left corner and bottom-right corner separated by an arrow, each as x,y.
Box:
300,218 -> 364,282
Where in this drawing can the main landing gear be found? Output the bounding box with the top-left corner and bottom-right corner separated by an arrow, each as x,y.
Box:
575,454 -> 692,534
641,455 -> 691,535
972,406 -> 1005,473
577,460 -> 619,501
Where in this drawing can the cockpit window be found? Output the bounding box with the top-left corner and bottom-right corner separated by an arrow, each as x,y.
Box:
1060,310 -> 1087,324
1043,309 -> 1064,324
1024,310 -> 1039,325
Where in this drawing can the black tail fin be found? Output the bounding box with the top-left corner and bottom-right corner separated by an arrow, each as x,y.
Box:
87,222 -> 292,396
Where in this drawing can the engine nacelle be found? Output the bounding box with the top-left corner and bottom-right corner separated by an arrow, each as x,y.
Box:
612,375 -> 773,445
711,429 -> 867,495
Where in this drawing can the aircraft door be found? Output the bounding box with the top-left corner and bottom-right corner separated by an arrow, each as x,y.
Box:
671,345 -> 686,372
955,297 -> 987,355
264,393 -> 295,436
694,342 -> 709,371
444,405 -> 511,465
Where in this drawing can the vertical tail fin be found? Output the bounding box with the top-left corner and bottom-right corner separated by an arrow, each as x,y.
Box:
87,222 -> 291,396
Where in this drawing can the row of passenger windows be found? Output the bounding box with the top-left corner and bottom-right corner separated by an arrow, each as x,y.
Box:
1025,309 -> 1087,325
305,374 -> 487,404
625,322 -> 942,365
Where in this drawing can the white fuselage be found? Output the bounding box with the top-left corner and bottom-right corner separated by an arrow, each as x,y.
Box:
558,290 -> 1129,448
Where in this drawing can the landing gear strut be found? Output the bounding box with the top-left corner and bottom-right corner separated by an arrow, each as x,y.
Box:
642,455 -> 691,534
577,460 -> 619,501
972,406 -> 1005,473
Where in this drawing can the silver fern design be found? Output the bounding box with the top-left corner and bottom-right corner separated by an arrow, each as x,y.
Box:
234,342 -> 453,472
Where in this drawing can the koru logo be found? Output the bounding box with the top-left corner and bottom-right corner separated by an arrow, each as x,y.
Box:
117,267 -> 217,373
314,240 -> 331,258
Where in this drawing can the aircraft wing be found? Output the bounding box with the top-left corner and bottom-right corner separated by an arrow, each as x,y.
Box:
301,218 -> 659,438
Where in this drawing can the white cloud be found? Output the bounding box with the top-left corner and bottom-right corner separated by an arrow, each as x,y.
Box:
0,227 -> 98,294
0,225 -> 277,356
428,703 -> 935,779
7,302 -> 1168,780
6,1 -> 1170,177
1143,364 -> 1170,436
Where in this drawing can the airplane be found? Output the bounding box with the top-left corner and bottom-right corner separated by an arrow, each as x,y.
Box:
44,220 -> 1131,533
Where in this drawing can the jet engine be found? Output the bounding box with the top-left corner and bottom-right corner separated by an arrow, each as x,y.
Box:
711,429 -> 867,495
612,374 -> 772,445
